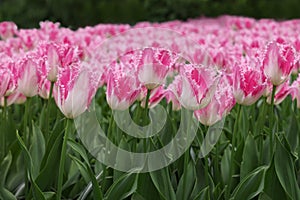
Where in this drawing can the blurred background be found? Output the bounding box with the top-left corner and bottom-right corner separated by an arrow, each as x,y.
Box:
0,0 -> 300,28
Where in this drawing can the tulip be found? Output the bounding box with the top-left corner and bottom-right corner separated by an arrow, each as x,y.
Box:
233,60 -> 267,105
137,48 -> 177,89
106,61 -> 141,110
17,57 -> 39,97
171,64 -> 220,110
194,75 -> 235,126
55,68 -> 96,119
262,41 -> 297,86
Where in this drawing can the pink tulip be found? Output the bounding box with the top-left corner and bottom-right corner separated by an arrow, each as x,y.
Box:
137,48 -> 177,89
17,57 -> 40,97
54,65 -> 97,119
266,81 -> 291,105
233,60 -> 267,105
170,64 -> 220,110
106,61 -> 142,110
194,75 -> 235,126
290,75 -> 300,108
262,41 -> 297,86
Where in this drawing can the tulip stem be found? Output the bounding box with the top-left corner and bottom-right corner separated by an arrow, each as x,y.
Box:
46,81 -> 55,138
226,104 -> 241,199
270,85 -> 276,160
1,97 -> 7,160
23,97 -> 31,196
57,118 -> 72,200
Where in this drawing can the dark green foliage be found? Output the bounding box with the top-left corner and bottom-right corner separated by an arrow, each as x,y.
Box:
1,0 -> 300,28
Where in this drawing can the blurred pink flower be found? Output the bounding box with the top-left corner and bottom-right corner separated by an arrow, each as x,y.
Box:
0,21 -> 17,40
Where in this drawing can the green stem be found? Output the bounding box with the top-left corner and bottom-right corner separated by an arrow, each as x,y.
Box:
0,97 -> 7,160
226,104 -> 241,199
143,89 -> 151,152
24,97 -> 31,196
256,98 -> 267,164
270,85 -> 276,160
57,118 -> 72,200
102,112 -> 114,192
46,82 -> 55,138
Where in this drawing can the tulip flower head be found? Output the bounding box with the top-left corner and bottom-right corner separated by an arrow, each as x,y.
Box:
263,41 -> 297,86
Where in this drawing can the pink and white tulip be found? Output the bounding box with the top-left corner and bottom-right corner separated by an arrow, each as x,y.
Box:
262,41 -> 297,86
171,64 -> 220,110
106,61 -> 142,110
194,75 -> 235,126
233,60 -> 267,105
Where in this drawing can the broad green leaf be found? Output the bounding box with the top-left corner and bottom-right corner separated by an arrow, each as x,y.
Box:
0,187 -> 17,200
263,161 -> 287,200
193,187 -> 209,200
150,168 -> 176,200
67,139 -> 90,166
69,154 -> 90,183
136,173 -> 160,200
286,113 -> 298,153
231,166 -> 267,200
221,146 -> 231,185
29,123 -> 46,179
0,151 -> 12,186
274,137 -> 300,200
105,173 -> 138,200
36,128 -> 63,190
69,154 -> 103,200
176,161 -> 196,200
16,131 -> 46,200
240,134 -> 258,179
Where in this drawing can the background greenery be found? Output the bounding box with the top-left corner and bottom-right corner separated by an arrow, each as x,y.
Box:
0,0 -> 300,29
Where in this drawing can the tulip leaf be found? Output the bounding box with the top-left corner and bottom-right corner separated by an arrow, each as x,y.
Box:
16,131 -> 46,200
29,123 -> 46,179
221,145 -> 231,185
150,167 -> 176,200
274,136 -> 300,200
105,173 -> 138,200
0,187 -> 17,200
240,134 -> 258,179
176,161 -> 196,200
0,151 -> 12,187
231,166 -> 267,200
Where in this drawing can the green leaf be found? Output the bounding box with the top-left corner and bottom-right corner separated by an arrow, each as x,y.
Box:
193,187 -> 209,200
150,168 -> 176,200
221,145 -> 231,185
176,161 -> 196,200
16,131 -> 46,200
286,113 -> 298,153
136,173 -> 160,200
274,136 -> 300,200
240,134 -> 258,179
231,166 -> 267,200
0,151 -> 12,186
29,123 -> 46,179
263,161 -> 287,200
105,173 -> 138,200
69,154 -> 90,183
36,128 -> 64,190
68,154 -> 103,200
0,187 -> 17,200
67,139 -> 90,166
